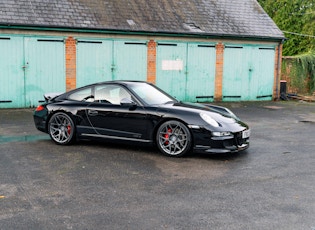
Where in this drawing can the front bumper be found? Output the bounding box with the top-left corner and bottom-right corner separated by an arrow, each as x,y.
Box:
194,142 -> 249,154
192,129 -> 250,154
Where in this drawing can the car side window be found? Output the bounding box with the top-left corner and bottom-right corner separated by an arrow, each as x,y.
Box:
94,85 -> 131,105
68,87 -> 93,101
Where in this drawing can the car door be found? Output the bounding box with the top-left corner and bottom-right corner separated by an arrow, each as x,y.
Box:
86,84 -> 151,142
65,86 -> 98,135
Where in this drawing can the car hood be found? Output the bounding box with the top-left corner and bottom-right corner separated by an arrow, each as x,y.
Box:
157,101 -> 244,126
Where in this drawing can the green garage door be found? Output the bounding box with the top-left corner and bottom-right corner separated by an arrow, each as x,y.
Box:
0,36 -> 66,108
254,47 -> 277,99
24,37 -> 66,107
156,42 -> 216,102
156,42 -> 187,100
0,36 -> 24,108
76,40 -> 113,87
223,44 -> 276,101
113,40 -> 147,81
186,43 -> 216,102
76,39 -> 147,87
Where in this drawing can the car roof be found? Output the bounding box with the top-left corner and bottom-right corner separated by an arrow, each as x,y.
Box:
93,80 -> 149,85
54,80 -> 151,101
81,80 -> 152,89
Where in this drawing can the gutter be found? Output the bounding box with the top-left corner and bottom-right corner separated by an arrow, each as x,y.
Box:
0,24 -> 285,42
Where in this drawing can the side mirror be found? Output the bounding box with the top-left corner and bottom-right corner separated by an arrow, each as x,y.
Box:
120,98 -> 137,109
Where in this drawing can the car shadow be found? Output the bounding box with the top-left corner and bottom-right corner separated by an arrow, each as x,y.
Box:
76,140 -> 249,161
76,139 -> 160,155
188,150 -> 249,161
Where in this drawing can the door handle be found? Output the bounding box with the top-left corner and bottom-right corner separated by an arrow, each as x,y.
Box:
22,62 -> 29,69
88,110 -> 98,116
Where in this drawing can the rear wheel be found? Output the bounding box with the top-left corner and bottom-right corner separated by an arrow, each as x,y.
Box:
156,120 -> 191,157
48,112 -> 75,145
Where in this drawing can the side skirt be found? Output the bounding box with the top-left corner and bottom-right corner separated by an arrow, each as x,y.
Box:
81,133 -> 152,143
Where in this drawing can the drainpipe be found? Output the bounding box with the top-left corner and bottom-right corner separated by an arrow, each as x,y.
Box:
275,39 -> 284,100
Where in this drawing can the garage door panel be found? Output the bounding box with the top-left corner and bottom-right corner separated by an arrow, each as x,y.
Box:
255,48 -> 275,100
24,37 -> 66,107
223,46 -> 246,101
156,42 -> 187,100
223,45 -> 275,101
76,40 -> 113,87
0,36 -> 24,108
113,41 -> 147,81
187,43 -> 216,102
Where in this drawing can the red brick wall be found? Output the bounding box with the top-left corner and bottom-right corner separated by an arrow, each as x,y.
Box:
147,40 -> 157,84
214,43 -> 224,101
65,37 -> 76,91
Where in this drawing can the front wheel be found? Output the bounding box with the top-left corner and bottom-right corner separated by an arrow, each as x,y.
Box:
156,120 -> 192,157
48,112 -> 75,145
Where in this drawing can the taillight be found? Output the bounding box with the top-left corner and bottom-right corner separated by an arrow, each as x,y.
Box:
35,105 -> 45,111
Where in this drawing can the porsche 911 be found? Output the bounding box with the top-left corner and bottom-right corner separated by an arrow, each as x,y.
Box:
33,81 -> 250,157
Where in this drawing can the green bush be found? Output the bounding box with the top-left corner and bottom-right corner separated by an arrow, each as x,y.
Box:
282,52 -> 315,94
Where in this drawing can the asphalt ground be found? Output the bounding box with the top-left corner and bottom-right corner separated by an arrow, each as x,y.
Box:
0,101 -> 314,230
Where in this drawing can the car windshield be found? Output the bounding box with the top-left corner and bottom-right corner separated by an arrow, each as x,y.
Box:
128,82 -> 177,105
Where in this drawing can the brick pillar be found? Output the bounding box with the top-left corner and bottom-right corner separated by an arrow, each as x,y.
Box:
274,43 -> 283,100
214,43 -> 224,101
147,40 -> 157,84
65,37 -> 76,91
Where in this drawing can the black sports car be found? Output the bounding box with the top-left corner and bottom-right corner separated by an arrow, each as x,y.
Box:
33,81 -> 250,157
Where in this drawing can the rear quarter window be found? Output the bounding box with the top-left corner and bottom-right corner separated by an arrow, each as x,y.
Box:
68,87 -> 92,101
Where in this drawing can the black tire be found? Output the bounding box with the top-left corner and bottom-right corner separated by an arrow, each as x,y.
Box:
48,112 -> 75,145
156,120 -> 192,157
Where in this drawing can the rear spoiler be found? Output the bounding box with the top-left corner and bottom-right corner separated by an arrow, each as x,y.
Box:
44,92 -> 63,102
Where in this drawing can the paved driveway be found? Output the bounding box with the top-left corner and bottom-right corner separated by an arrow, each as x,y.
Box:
0,101 -> 314,230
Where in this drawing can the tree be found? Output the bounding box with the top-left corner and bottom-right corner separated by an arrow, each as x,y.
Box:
258,0 -> 315,56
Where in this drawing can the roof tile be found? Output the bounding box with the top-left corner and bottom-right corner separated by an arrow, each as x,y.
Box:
0,0 -> 284,39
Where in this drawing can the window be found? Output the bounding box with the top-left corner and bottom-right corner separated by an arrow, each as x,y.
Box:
95,85 -> 131,105
68,87 -> 92,101
129,82 -> 175,105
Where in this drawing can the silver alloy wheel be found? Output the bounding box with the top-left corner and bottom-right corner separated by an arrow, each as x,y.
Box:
157,120 -> 191,157
48,112 -> 75,145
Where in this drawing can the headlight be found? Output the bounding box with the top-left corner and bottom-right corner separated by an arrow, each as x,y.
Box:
212,131 -> 232,137
200,113 -> 219,127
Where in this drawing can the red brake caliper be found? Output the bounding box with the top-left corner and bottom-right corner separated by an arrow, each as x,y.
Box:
67,125 -> 71,135
164,128 -> 172,145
